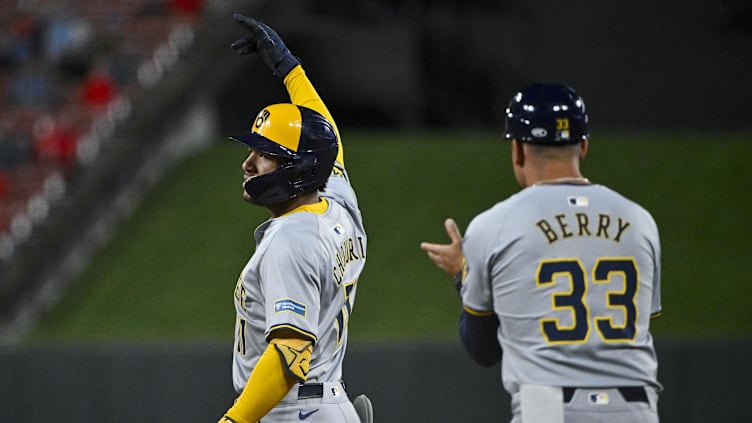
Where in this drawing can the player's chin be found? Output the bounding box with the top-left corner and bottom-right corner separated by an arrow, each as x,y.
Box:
242,191 -> 254,203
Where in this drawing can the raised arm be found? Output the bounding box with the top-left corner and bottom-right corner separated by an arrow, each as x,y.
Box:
231,14 -> 345,167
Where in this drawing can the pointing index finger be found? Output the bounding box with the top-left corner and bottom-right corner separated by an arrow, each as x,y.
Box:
444,218 -> 463,245
233,13 -> 257,28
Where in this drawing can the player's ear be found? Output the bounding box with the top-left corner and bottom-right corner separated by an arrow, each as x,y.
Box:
579,139 -> 588,162
511,139 -> 525,167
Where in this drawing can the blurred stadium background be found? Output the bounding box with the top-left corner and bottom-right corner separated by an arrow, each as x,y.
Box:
0,0 -> 750,422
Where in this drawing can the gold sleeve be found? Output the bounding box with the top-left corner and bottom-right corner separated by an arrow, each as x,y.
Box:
283,65 -> 345,167
221,341 -> 298,423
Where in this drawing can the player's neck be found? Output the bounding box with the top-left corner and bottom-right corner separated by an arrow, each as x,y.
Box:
266,192 -> 321,217
531,175 -> 590,187
526,167 -> 587,187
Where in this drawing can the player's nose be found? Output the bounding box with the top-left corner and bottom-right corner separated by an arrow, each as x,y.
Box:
241,151 -> 257,175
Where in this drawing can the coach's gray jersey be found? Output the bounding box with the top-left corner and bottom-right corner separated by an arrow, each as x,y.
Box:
461,183 -> 661,395
232,166 -> 366,393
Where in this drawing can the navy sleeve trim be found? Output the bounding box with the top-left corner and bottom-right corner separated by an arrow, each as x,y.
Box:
459,309 -> 501,367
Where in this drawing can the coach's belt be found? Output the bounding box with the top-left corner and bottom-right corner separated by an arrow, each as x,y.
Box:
298,381 -> 346,399
562,386 -> 648,403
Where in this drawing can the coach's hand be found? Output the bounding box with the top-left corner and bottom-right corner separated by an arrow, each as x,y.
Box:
231,14 -> 301,79
421,218 -> 464,277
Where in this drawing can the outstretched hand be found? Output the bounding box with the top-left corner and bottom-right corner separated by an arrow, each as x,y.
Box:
230,14 -> 260,55
230,13 -> 300,79
420,218 -> 464,277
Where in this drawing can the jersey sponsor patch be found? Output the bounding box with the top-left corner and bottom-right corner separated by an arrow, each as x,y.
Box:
588,392 -> 610,405
274,298 -> 307,317
567,196 -> 589,207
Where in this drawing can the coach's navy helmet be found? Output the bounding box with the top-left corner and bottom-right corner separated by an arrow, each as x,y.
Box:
504,83 -> 588,145
229,103 -> 339,205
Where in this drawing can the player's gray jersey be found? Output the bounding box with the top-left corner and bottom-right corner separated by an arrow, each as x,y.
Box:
461,183 -> 661,395
232,166 -> 367,393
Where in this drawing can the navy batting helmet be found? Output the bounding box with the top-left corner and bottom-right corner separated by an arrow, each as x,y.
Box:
504,83 -> 588,145
229,103 -> 339,206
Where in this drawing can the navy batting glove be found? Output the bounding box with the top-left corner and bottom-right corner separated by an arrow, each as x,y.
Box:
231,14 -> 300,79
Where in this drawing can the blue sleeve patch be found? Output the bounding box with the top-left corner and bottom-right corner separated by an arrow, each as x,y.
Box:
274,298 -> 307,317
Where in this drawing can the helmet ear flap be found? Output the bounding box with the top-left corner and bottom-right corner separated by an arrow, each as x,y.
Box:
286,155 -> 315,186
294,154 -> 317,169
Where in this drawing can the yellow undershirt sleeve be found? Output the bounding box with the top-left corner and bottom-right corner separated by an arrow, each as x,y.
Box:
221,342 -> 298,423
283,65 -> 345,167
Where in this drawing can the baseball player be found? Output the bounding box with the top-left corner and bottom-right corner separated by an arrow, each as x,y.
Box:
421,83 -> 662,423
217,15 -> 372,423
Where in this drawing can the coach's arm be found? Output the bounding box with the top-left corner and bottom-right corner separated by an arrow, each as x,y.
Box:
420,219 -> 502,367
460,308 -> 502,367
